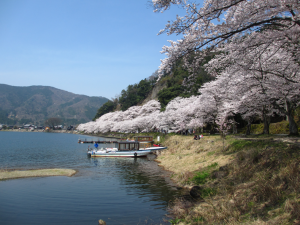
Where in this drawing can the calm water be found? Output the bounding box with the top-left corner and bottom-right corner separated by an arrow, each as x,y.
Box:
0,132 -> 180,225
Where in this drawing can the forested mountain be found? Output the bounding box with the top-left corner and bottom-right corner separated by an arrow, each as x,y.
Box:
119,77 -> 157,111
157,56 -> 214,110
93,75 -> 158,120
0,84 -> 109,125
93,56 -> 214,120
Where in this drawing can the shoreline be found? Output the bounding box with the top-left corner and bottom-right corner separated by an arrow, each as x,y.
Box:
0,168 -> 77,181
0,129 -> 120,140
0,129 -> 78,134
2,131 -> 300,223
152,134 -> 300,224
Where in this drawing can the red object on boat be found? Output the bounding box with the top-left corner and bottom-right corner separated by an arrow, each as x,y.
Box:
153,144 -> 160,147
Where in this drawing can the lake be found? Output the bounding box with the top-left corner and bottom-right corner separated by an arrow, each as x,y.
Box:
0,132 -> 180,225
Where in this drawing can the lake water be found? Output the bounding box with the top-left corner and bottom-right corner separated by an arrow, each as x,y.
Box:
0,132 -> 180,225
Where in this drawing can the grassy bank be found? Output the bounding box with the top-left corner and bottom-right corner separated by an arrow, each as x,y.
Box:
0,169 -> 77,180
156,134 -> 300,224
240,120 -> 291,134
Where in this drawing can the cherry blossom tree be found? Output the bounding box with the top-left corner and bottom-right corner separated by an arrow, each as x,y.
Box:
78,42 -> 300,135
78,0 -> 300,136
209,42 -> 300,135
157,96 -> 202,132
153,0 -> 300,77
215,115 -> 233,150
77,100 -> 162,134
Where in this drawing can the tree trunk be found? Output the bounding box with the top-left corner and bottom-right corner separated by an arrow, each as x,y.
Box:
262,107 -> 270,134
246,119 -> 251,135
263,115 -> 270,134
286,100 -> 299,135
232,124 -> 237,134
287,114 -> 298,135
223,136 -> 225,151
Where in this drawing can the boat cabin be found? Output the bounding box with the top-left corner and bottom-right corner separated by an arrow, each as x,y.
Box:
139,142 -> 152,149
134,136 -> 154,149
134,136 -> 153,142
118,141 -> 139,151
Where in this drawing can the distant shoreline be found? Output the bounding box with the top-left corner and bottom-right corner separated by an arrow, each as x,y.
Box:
0,129 -> 120,141
0,129 -> 78,134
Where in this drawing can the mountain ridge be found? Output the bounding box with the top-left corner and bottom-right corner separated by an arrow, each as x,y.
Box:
0,84 -> 109,125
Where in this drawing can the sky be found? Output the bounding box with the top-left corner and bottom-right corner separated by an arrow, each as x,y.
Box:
0,0 -> 187,99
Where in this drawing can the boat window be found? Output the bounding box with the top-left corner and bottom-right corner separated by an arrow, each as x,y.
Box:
119,142 -> 139,150
119,143 -> 126,150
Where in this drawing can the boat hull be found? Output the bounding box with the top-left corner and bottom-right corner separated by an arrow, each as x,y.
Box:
143,146 -> 167,151
87,150 -> 151,157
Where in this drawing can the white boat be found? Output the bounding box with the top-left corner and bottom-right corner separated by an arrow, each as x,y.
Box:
134,136 -> 167,151
141,146 -> 167,151
87,148 -> 151,157
87,141 -> 151,158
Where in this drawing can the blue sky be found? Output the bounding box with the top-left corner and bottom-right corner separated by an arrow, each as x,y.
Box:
0,0 -> 186,99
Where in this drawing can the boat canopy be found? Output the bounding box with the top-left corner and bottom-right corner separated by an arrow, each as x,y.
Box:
134,136 -> 153,142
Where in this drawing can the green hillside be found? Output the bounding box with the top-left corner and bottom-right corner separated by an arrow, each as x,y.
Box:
93,56 -> 213,120
0,84 -> 109,125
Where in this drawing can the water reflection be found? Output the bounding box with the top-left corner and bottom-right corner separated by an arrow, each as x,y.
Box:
0,132 -> 179,225
87,157 -> 179,208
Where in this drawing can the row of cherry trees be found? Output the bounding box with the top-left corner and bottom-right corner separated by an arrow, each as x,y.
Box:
78,54 -> 299,135
77,99 -> 194,133
77,48 -> 300,135
78,0 -> 300,135
151,0 -> 300,135
77,55 -> 298,135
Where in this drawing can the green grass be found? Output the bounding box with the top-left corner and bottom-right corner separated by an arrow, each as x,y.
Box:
206,151 -> 215,156
190,163 -> 219,185
229,140 -> 254,152
238,120 -> 291,134
169,218 -> 184,224
191,171 -> 210,184
193,217 -> 205,222
207,162 -> 218,169
200,187 -> 217,197
228,138 -> 287,154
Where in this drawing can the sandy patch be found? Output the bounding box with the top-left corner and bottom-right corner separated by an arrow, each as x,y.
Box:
0,168 -> 77,180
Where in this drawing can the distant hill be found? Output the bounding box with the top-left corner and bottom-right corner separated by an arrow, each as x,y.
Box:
0,84 -> 109,125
